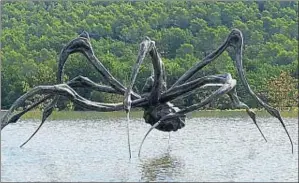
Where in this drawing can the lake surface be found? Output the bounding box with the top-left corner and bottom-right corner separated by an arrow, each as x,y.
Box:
1,115 -> 298,182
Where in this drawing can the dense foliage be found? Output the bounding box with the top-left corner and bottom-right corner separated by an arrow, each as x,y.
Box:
1,1 -> 298,110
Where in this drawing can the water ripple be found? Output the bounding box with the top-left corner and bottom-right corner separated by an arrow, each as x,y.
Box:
1,117 -> 298,182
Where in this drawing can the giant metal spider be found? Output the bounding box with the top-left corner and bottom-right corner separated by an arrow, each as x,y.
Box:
1,29 -> 293,157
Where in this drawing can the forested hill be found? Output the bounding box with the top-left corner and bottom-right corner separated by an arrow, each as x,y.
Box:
1,1 -> 298,110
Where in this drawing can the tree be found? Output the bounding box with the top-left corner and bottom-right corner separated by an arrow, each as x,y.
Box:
1,1 -> 298,110
266,71 -> 298,109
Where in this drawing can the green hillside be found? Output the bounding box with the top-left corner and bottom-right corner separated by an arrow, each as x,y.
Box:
1,1 -> 298,110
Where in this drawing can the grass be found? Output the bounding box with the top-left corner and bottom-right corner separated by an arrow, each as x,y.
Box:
2,108 -> 297,120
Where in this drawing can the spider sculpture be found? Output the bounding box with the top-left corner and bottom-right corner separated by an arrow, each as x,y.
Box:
1,29 -> 293,158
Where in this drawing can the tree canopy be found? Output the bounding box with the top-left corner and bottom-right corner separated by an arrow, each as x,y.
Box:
1,1 -> 298,110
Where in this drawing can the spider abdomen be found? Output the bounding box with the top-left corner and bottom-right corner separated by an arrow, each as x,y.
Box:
143,102 -> 186,132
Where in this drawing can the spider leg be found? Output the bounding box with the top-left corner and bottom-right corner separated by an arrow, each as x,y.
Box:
29,32 -> 141,158
68,75 -> 121,94
1,83 -> 131,146
58,32 -> 140,158
1,82 -> 121,126
3,95 -> 53,127
124,36 -> 166,112
2,75 -> 126,129
68,75 -> 140,100
1,77 -> 143,148
160,74 -> 230,103
170,36 -> 230,89
190,82 -> 268,142
123,37 -> 150,112
2,73 -> 148,158
124,36 -> 167,158
57,31 -> 134,94
168,28 -> 292,153
36,73 -> 128,131
227,87 -> 267,142
147,42 -> 167,105
228,29 -> 293,153
42,31 -> 142,127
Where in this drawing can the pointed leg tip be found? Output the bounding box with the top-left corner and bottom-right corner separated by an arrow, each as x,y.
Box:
19,141 -> 28,148
262,135 -> 268,142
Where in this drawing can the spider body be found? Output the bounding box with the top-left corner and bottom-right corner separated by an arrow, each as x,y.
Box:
141,71 -> 185,132
143,102 -> 186,132
1,29 -> 293,157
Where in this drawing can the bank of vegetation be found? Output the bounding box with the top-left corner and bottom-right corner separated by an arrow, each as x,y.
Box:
1,1 -> 298,111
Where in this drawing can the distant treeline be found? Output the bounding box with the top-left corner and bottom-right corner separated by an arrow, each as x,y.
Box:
1,1 -> 298,110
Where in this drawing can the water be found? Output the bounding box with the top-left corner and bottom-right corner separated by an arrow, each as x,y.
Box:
1,116 -> 298,182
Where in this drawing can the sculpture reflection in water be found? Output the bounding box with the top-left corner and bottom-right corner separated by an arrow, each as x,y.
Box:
140,152 -> 184,182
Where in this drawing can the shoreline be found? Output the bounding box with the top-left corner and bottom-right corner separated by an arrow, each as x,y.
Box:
1,108 -> 297,120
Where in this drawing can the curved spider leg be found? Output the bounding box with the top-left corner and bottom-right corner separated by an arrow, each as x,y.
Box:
3,95 -> 53,127
124,37 -> 156,112
160,73 -> 230,103
57,31 -> 134,93
39,76 -> 143,148
188,81 -> 267,142
123,37 -> 152,158
1,94 -> 53,148
138,118 -> 163,157
44,31 -> 142,120
2,75 -> 121,130
147,41 -> 167,105
68,75 -> 121,94
138,74 -> 236,157
170,34 -> 230,89
228,29 -> 293,153
19,100 -> 54,148
40,31 -> 141,128
227,87 -> 267,142
2,83 -> 132,145
2,77 -> 134,148
58,32 -> 139,159
31,31 -> 140,157
68,75 -> 139,99
1,87 -> 54,130
124,37 -> 167,158
166,28 -> 292,153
